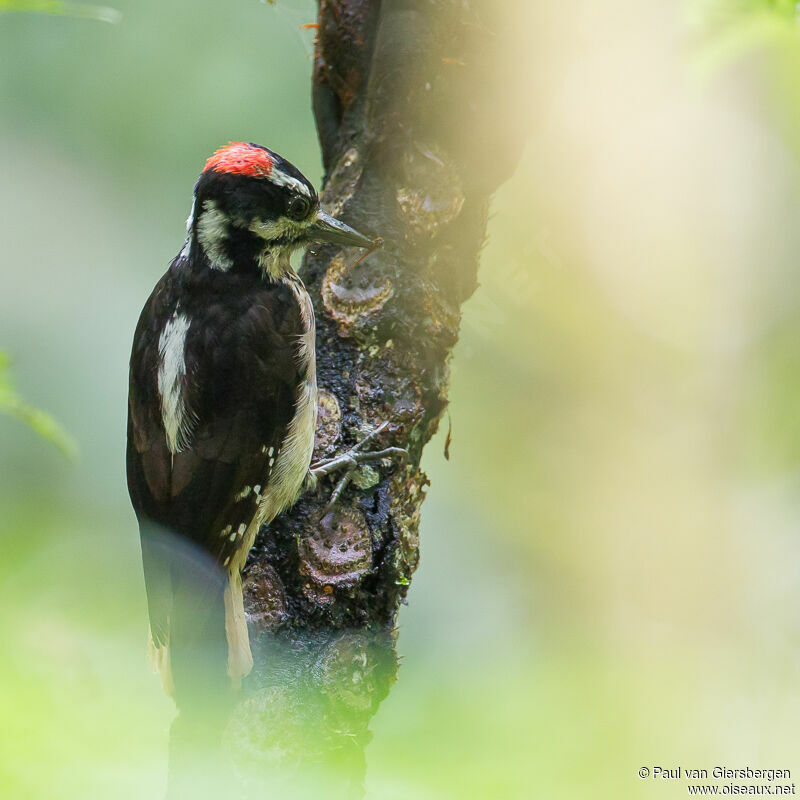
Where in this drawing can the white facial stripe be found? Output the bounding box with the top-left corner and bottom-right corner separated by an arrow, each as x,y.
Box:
270,168 -> 312,198
157,311 -> 196,453
197,199 -> 233,271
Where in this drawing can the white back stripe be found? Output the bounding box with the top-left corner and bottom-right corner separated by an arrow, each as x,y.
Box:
157,311 -> 193,453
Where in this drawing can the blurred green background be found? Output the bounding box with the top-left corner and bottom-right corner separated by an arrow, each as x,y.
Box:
2,0 -> 800,797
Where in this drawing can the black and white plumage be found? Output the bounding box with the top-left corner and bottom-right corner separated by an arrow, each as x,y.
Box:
126,142 -> 373,695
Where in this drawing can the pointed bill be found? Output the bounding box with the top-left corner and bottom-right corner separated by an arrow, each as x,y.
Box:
309,211 -> 374,248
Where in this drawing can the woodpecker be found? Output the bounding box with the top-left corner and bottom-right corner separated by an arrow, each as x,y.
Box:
126,142 -> 375,697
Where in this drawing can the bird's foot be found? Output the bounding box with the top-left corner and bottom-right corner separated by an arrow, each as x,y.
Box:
307,422 -> 408,511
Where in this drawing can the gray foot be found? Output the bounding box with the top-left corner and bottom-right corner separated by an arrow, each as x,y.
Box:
307,422 -> 408,510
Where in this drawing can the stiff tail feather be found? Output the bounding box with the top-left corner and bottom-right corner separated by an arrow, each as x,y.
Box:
149,571 -> 253,695
141,523 -> 254,702
141,524 -> 233,706
223,569 -> 254,687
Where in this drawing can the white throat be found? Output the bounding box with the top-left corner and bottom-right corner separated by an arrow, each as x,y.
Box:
256,244 -> 298,280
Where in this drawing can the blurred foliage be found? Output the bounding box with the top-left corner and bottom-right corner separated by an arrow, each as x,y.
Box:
0,351 -> 77,459
1,0 -> 800,797
0,0 -> 120,23
691,0 -> 800,68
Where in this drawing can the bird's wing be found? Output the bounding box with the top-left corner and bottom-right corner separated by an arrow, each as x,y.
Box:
126,275 -> 176,645
169,284 -> 304,553
126,279 -> 305,644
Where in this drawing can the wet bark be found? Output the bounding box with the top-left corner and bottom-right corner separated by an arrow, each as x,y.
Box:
220,0 -> 526,793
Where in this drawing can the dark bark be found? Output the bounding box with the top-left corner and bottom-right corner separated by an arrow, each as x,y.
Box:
249,0 -> 524,637
170,1 -> 525,794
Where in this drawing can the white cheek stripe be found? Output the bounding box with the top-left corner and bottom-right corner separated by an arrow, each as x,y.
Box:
157,311 -> 195,454
197,199 -> 233,271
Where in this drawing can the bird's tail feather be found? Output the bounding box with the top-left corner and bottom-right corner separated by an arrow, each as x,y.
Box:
224,569 -> 253,687
141,523 -> 253,704
168,556 -> 229,709
141,525 -> 230,707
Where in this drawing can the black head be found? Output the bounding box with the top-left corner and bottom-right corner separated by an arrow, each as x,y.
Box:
186,142 -> 373,276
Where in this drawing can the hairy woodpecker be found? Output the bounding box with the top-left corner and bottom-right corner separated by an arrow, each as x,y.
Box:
126,142 -> 374,696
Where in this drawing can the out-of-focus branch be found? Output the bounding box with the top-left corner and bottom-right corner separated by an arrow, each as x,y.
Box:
0,351 -> 77,459
0,0 -> 120,23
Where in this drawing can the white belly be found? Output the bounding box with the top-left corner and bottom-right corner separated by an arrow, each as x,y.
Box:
247,273 -> 317,542
259,377 -> 317,524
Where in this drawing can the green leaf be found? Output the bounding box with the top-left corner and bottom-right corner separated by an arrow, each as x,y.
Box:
0,0 -> 121,23
0,352 -> 78,461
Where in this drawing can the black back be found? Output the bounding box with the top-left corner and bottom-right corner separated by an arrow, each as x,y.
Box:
126,254 -> 305,646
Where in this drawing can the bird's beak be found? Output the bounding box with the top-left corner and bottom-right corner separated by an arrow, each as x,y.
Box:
309,210 -> 374,248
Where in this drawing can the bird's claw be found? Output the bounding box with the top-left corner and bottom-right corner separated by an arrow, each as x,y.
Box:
308,423 -> 408,512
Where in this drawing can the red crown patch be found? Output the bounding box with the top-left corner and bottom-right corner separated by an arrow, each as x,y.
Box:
203,142 -> 274,178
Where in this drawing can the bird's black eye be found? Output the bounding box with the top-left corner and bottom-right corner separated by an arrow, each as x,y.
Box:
287,195 -> 311,221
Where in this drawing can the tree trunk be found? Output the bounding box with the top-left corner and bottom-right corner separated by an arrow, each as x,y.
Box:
249,0 -> 524,638
172,1 -> 525,794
